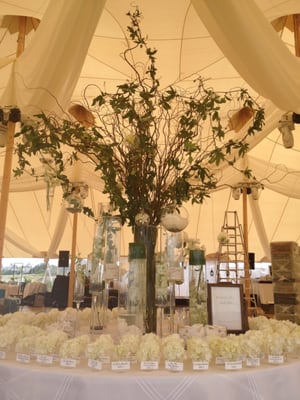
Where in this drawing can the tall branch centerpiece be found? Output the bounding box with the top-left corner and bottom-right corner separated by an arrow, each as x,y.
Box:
14,9 -> 264,332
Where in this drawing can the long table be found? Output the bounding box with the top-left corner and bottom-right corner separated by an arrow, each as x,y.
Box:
1,357 -> 300,400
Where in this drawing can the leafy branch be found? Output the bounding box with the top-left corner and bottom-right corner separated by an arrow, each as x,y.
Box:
14,8 -> 264,226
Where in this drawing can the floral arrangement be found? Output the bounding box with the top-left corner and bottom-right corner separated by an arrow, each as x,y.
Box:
263,332 -> 286,356
3,309 -> 300,367
0,327 -> 18,350
239,330 -> 265,359
217,334 -> 242,361
187,336 -> 212,362
34,330 -> 68,356
15,335 -> 40,355
162,334 -> 186,362
59,334 -> 89,360
136,333 -> 161,362
112,343 -> 130,361
119,333 -> 141,357
14,8 -> 264,229
86,334 -> 114,361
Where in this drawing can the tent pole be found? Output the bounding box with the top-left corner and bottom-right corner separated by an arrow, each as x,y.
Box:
242,187 -> 251,314
0,17 -> 27,279
293,14 -> 300,57
67,212 -> 78,307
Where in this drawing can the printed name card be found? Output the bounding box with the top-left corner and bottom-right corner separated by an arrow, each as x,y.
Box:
192,361 -> 209,370
165,361 -> 184,372
225,360 -> 243,370
60,358 -> 77,368
140,361 -> 159,370
36,354 -> 53,365
268,355 -> 284,364
16,353 -> 31,363
111,361 -> 130,371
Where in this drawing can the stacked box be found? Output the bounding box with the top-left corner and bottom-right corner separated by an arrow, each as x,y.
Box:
271,241 -> 300,324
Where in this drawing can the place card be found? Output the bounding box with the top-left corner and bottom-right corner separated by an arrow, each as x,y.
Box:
111,361 -> 130,371
0,350 -> 6,360
60,358 -> 77,368
36,354 -> 53,365
16,353 -> 30,363
268,355 -> 284,364
88,359 -> 102,370
165,361 -> 184,372
225,360 -> 243,370
192,361 -> 209,370
140,361 -> 159,370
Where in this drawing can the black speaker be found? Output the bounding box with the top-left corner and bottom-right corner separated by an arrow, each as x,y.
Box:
58,250 -> 70,268
248,252 -> 255,270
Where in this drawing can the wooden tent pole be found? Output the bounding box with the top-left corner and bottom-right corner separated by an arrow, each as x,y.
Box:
242,187 -> 251,314
67,212 -> 78,307
0,16 -> 27,279
293,14 -> 300,57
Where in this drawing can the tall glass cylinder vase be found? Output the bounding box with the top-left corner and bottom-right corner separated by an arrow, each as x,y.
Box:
189,249 -> 207,326
89,204 -> 121,334
73,261 -> 86,311
118,243 -> 146,332
134,224 -> 158,333
102,215 -> 122,294
164,230 -> 185,334
89,210 -> 107,333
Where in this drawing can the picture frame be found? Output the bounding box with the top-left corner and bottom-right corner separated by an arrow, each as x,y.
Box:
207,283 -> 248,334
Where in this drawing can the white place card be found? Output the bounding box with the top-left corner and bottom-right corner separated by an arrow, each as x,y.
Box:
140,361 -> 159,370
0,350 -> 6,360
60,358 -> 77,368
36,354 -> 53,365
225,360 -> 243,370
268,355 -> 284,364
111,361 -> 130,371
165,361 -> 184,372
16,353 -> 30,363
192,361 -> 209,370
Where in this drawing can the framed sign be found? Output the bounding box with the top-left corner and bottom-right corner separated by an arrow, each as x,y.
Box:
207,283 -> 248,334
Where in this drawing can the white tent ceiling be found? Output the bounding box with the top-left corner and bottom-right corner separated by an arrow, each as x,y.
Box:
0,0 -> 300,263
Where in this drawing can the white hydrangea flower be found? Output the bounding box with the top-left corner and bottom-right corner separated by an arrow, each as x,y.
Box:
240,330 -> 264,358
136,333 -> 161,362
59,334 -> 89,359
87,334 -> 114,361
264,332 -> 286,356
187,336 -> 212,362
162,334 -> 186,362
217,335 -> 242,361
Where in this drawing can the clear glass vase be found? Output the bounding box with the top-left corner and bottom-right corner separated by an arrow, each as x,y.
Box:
134,224 -> 158,333
118,242 -> 147,332
89,210 -> 106,333
189,249 -> 207,326
164,230 -> 185,334
73,261 -> 86,311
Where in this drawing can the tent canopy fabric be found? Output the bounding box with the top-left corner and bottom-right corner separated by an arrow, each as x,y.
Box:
0,0 -> 300,262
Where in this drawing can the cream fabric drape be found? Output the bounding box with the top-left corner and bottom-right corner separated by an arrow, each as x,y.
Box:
0,0 -> 106,116
192,0 -> 300,112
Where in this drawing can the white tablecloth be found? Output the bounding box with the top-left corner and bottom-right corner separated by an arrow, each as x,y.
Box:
1,358 -> 300,400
